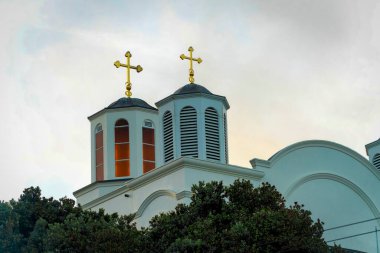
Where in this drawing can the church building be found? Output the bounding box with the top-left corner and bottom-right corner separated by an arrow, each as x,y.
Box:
74,47 -> 380,252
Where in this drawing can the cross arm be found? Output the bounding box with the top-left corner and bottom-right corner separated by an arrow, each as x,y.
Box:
180,54 -> 202,63
114,61 -> 143,72
130,65 -> 143,72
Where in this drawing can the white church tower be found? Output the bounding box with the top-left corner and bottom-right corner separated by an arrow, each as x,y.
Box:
88,96 -> 158,181
89,51 -> 160,182
155,47 -> 229,166
156,84 -> 229,165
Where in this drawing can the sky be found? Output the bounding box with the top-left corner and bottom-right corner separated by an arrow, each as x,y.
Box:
0,0 -> 379,201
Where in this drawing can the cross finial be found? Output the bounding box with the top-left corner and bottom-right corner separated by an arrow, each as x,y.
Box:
180,46 -> 202,84
114,51 -> 143,98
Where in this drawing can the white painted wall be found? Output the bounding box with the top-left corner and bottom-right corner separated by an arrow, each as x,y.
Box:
253,140 -> 380,252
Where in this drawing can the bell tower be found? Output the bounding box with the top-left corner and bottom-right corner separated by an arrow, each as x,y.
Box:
155,47 -> 230,167
88,51 -> 159,183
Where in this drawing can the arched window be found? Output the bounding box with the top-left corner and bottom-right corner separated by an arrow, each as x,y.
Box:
224,113 -> 228,163
95,124 -> 104,181
115,119 -> 130,177
142,120 -> 155,173
205,107 -> 220,161
163,111 -> 174,162
374,153 -> 380,170
180,106 -> 198,158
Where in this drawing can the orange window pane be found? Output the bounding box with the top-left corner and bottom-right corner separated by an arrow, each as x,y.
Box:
115,160 -> 130,177
115,143 -> 129,160
96,147 -> 104,165
143,144 -> 155,161
142,128 -> 155,144
143,161 -> 155,174
95,131 -> 103,149
115,127 -> 129,143
96,164 -> 104,181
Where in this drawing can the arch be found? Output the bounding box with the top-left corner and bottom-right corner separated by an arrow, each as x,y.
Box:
180,106 -> 198,158
285,173 -> 380,225
268,140 -> 380,180
143,119 -> 154,128
95,123 -> 104,181
115,119 -> 130,177
95,123 -> 102,133
205,107 -> 220,161
135,190 -> 177,218
135,190 -> 193,218
142,119 -> 155,173
163,111 -> 174,162
373,153 -> 380,170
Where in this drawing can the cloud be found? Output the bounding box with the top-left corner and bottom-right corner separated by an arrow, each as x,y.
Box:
0,0 -> 379,200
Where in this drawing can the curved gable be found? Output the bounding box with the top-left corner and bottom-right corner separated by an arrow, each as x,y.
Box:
266,140 -> 379,179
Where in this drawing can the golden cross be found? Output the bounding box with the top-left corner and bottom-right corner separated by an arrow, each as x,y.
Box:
114,51 -> 143,98
180,46 -> 202,84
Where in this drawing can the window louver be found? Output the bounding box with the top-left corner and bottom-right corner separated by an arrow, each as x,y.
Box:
180,106 -> 198,158
374,154 -> 380,170
224,113 -> 228,163
205,107 -> 220,161
163,111 -> 174,162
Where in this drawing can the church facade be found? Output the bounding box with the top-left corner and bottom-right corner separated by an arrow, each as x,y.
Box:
74,49 -> 380,252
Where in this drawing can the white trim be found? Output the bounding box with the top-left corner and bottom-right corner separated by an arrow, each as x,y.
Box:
135,190 -> 193,218
88,106 -> 158,121
78,157 -> 264,209
250,140 -> 380,180
135,190 -> 177,218
126,157 -> 264,191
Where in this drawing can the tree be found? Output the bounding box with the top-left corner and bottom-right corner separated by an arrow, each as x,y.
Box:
0,201 -> 23,253
45,209 -> 144,253
0,182 -> 341,252
145,180 -> 339,253
0,187 -> 81,252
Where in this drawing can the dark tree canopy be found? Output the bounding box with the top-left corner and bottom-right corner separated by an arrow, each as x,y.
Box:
0,181 -> 342,253
145,180 -> 336,253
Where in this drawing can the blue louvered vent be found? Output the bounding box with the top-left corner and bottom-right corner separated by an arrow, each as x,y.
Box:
224,113 -> 228,163
205,107 -> 220,161
374,154 -> 380,170
180,106 -> 198,158
163,111 -> 174,162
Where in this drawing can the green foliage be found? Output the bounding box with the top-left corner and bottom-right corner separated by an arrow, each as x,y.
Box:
0,181 -> 341,252
146,180 -> 338,253
165,238 -> 208,253
0,201 -> 23,252
45,209 -> 143,252
0,187 -> 80,252
27,218 -> 48,253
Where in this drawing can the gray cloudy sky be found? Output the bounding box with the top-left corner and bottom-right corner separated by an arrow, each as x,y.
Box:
0,0 -> 379,201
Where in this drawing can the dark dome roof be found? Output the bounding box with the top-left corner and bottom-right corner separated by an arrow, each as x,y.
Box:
107,97 -> 157,111
173,83 -> 213,95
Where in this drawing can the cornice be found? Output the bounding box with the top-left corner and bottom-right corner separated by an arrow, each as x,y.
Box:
251,140 -> 380,180
155,92 -> 230,110
88,106 -> 158,121
81,157 -> 264,209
